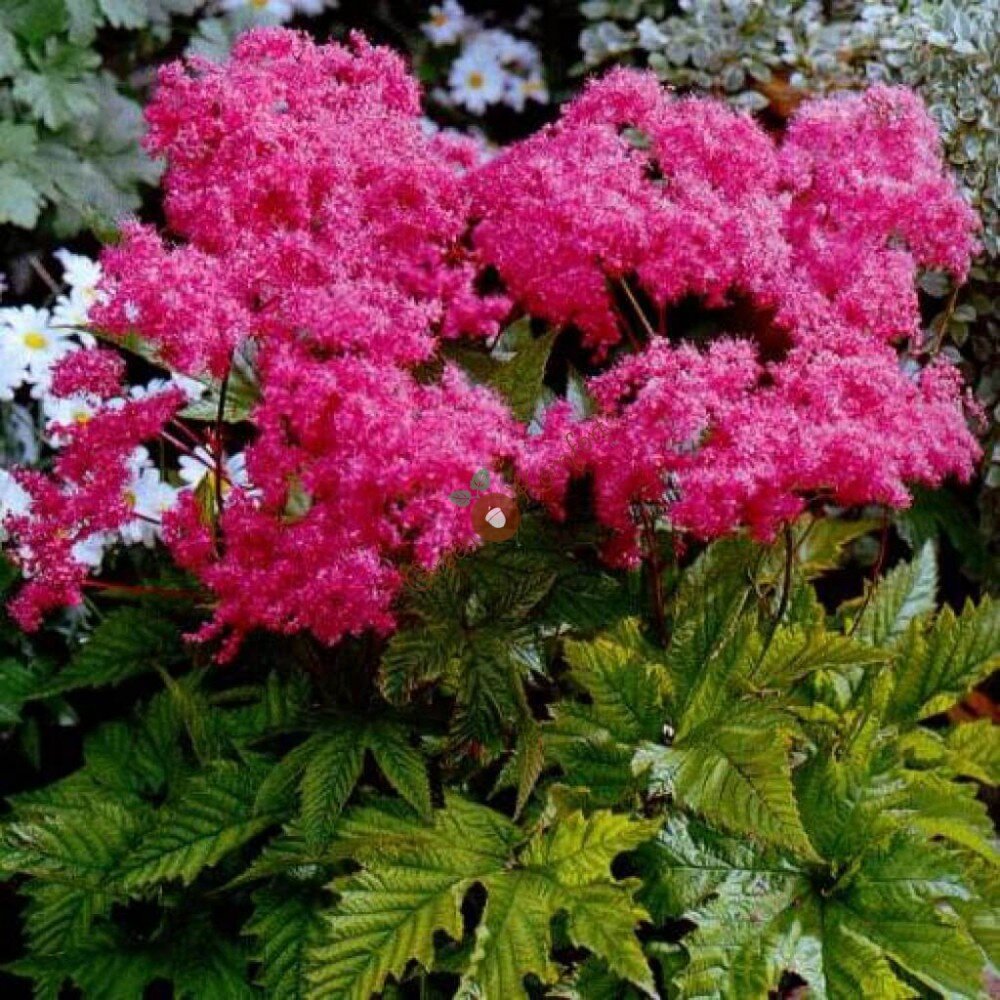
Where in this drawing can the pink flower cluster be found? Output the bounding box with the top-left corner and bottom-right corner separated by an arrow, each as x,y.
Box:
7,380 -> 185,629
0,31 -> 983,646
475,71 -> 981,559
3,29 -> 515,652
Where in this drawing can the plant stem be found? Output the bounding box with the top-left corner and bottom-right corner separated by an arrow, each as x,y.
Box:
212,359 -> 232,556
639,504 -> 668,646
773,523 -> 795,628
849,511 -> 891,637
619,277 -> 657,340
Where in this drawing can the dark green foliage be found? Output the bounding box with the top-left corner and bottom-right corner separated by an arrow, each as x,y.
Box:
1,523 -> 997,998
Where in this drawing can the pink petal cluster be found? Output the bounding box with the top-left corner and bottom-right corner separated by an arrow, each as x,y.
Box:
164,355 -> 513,659
48,349 -> 126,401
4,29 -> 517,652
6,385 -> 185,629
1,37 -> 984,644
92,29 -> 508,376
483,72 -> 981,559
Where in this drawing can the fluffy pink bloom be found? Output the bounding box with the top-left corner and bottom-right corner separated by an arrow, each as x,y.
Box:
49,349 -> 126,400
3,41 -> 983,647
6,387 -> 185,629
7,29 -> 517,654
484,74 -> 981,560
166,353 -> 516,657
92,28 -> 508,380
471,68 -> 789,357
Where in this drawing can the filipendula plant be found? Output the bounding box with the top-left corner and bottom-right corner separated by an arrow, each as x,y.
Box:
0,25 -> 995,1000
0,520 -> 996,998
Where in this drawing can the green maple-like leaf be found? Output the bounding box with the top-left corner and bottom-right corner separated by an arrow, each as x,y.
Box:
547,619 -> 668,805
462,870 -> 559,996
123,761 -> 279,889
561,619 -> 670,744
308,797 -> 516,999
943,719 -> 1000,785
248,883 -> 327,999
32,607 -> 182,698
642,713 -> 817,859
256,718 -> 432,849
848,542 -> 938,647
748,626 -> 889,690
309,800 -> 658,999
886,596 -> 1000,726
647,816 -> 989,999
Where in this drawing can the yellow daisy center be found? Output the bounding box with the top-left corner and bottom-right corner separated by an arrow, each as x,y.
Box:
23,332 -> 48,350
431,12 -> 448,26
468,71 -> 484,90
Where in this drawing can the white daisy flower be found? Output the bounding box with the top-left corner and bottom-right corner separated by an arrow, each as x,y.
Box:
120,463 -> 179,548
0,306 -> 76,391
171,374 -> 208,402
424,1 -> 469,46
0,333 -> 23,400
179,447 -> 250,494
51,251 -> 102,338
0,468 -> 31,541
449,49 -> 506,114
52,289 -> 97,332
505,72 -> 549,112
54,250 -> 102,302
71,532 -> 112,569
220,0 -> 295,22
43,393 -> 99,446
469,30 -> 538,70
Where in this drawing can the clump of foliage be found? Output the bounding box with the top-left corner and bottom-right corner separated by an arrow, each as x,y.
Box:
0,524 -> 997,997
0,0 -> 194,232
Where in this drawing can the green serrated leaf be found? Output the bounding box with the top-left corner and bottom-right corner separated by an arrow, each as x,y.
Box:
299,731 -> 366,849
248,883 -> 327,999
32,608 -> 181,698
749,626 -> 889,689
462,870 -> 558,997
887,596 -> 1000,725
849,542 -> 938,647
648,716 -> 817,859
308,796 -> 514,999
942,719 -> 1000,785
123,761 -> 279,889
485,320 -> 558,422
366,722 -> 433,820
